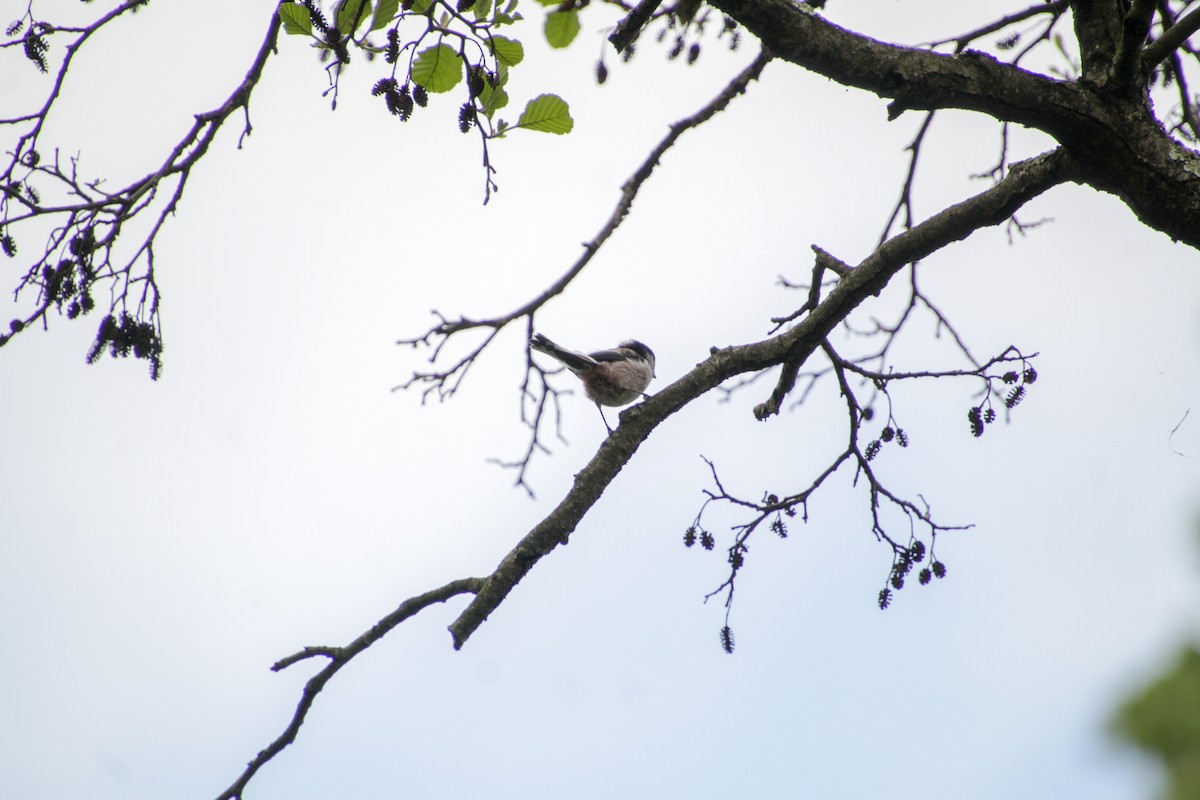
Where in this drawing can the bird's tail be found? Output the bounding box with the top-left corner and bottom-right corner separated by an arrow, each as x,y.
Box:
530,333 -> 595,372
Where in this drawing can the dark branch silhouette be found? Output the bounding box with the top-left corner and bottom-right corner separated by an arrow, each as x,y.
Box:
6,3 -> 1200,798
1,5 -> 282,374
215,577 -> 484,800
397,48 -> 773,494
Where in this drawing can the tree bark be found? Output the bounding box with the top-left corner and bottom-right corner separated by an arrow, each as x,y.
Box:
708,0 -> 1200,247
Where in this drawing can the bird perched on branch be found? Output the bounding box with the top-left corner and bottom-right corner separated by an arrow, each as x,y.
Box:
530,333 -> 656,432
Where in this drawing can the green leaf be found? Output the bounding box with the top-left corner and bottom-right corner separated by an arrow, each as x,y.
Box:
411,44 -> 463,93
496,0 -> 522,23
335,0 -> 372,33
473,0 -> 493,20
370,0 -> 399,30
480,82 -> 509,117
278,3 -> 313,36
514,94 -> 573,134
409,0 -> 433,12
543,10 -> 579,48
488,35 -> 524,67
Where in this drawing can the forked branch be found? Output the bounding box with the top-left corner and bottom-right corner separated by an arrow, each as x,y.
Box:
447,147 -> 1079,649
215,577 -> 484,800
0,5 -> 283,374
396,48 -> 773,489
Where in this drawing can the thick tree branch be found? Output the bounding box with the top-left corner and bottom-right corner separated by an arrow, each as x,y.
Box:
705,0 -> 1090,132
608,0 -> 665,53
213,53 -> 777,791
1114,0 -> 1158,85
447,147 -> 1079,649
398,49 -> 772,493
707,0 -> 1200,247
1069,0 -> 1124,80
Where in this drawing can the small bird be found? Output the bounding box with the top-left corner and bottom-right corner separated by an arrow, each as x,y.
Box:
530,333 -> 656,432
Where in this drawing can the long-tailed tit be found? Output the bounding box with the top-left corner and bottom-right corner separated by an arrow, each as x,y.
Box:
530,333 -> 656,431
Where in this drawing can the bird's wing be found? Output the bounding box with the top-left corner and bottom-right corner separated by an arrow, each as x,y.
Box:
588,346 -> 633,363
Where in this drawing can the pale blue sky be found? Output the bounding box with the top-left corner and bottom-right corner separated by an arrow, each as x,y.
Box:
2,2 -> 1198,798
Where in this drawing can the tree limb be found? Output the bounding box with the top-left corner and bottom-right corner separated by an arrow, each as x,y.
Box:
1114,0 -> 1158,85
215,577 -> 484,800
706,0 -> 1200,247
1143,4 -> 1200,69
0,3 -> 283,368
397,48 -> 773,492
447,147 -> 1079,649
1069,0 -> 1124,80
398,47 -> 773,361
705,0 -> 1090,131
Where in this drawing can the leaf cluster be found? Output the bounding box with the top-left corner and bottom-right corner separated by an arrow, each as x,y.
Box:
278,0 -> 577,199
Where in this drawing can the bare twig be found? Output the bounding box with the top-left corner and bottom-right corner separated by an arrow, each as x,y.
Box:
396,48 -> 773,484
690,331 -> 999,636
879,111 -> 936,246
0,3 -> 283,372
927,0 -> 1069,51
1168,407 -> 1192,458
397,47 -> 773,361
447,148 -> 1078,650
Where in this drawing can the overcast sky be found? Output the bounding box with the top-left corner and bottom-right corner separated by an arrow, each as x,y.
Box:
3,2 -> 1199,799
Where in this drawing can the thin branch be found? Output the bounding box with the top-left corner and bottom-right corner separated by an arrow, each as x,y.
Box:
879,111 -> 936,246
767,245 -> 849,333
396,48 -> 773,481
215,577 -> 484,800
1,2 -> 145,175
447,148 -> 1079,650
1168,407 -> 1192,458
397,46 -> 774,359
833,347 -> 1033,383
1143,3 -> 1200,69
1,3 -> 283,367
1164,50 -> 1200,139
927,0 -> 1069,51
692,326 -> 998,632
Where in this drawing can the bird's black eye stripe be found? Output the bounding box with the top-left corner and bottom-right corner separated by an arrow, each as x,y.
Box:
622,341 -> 654,361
